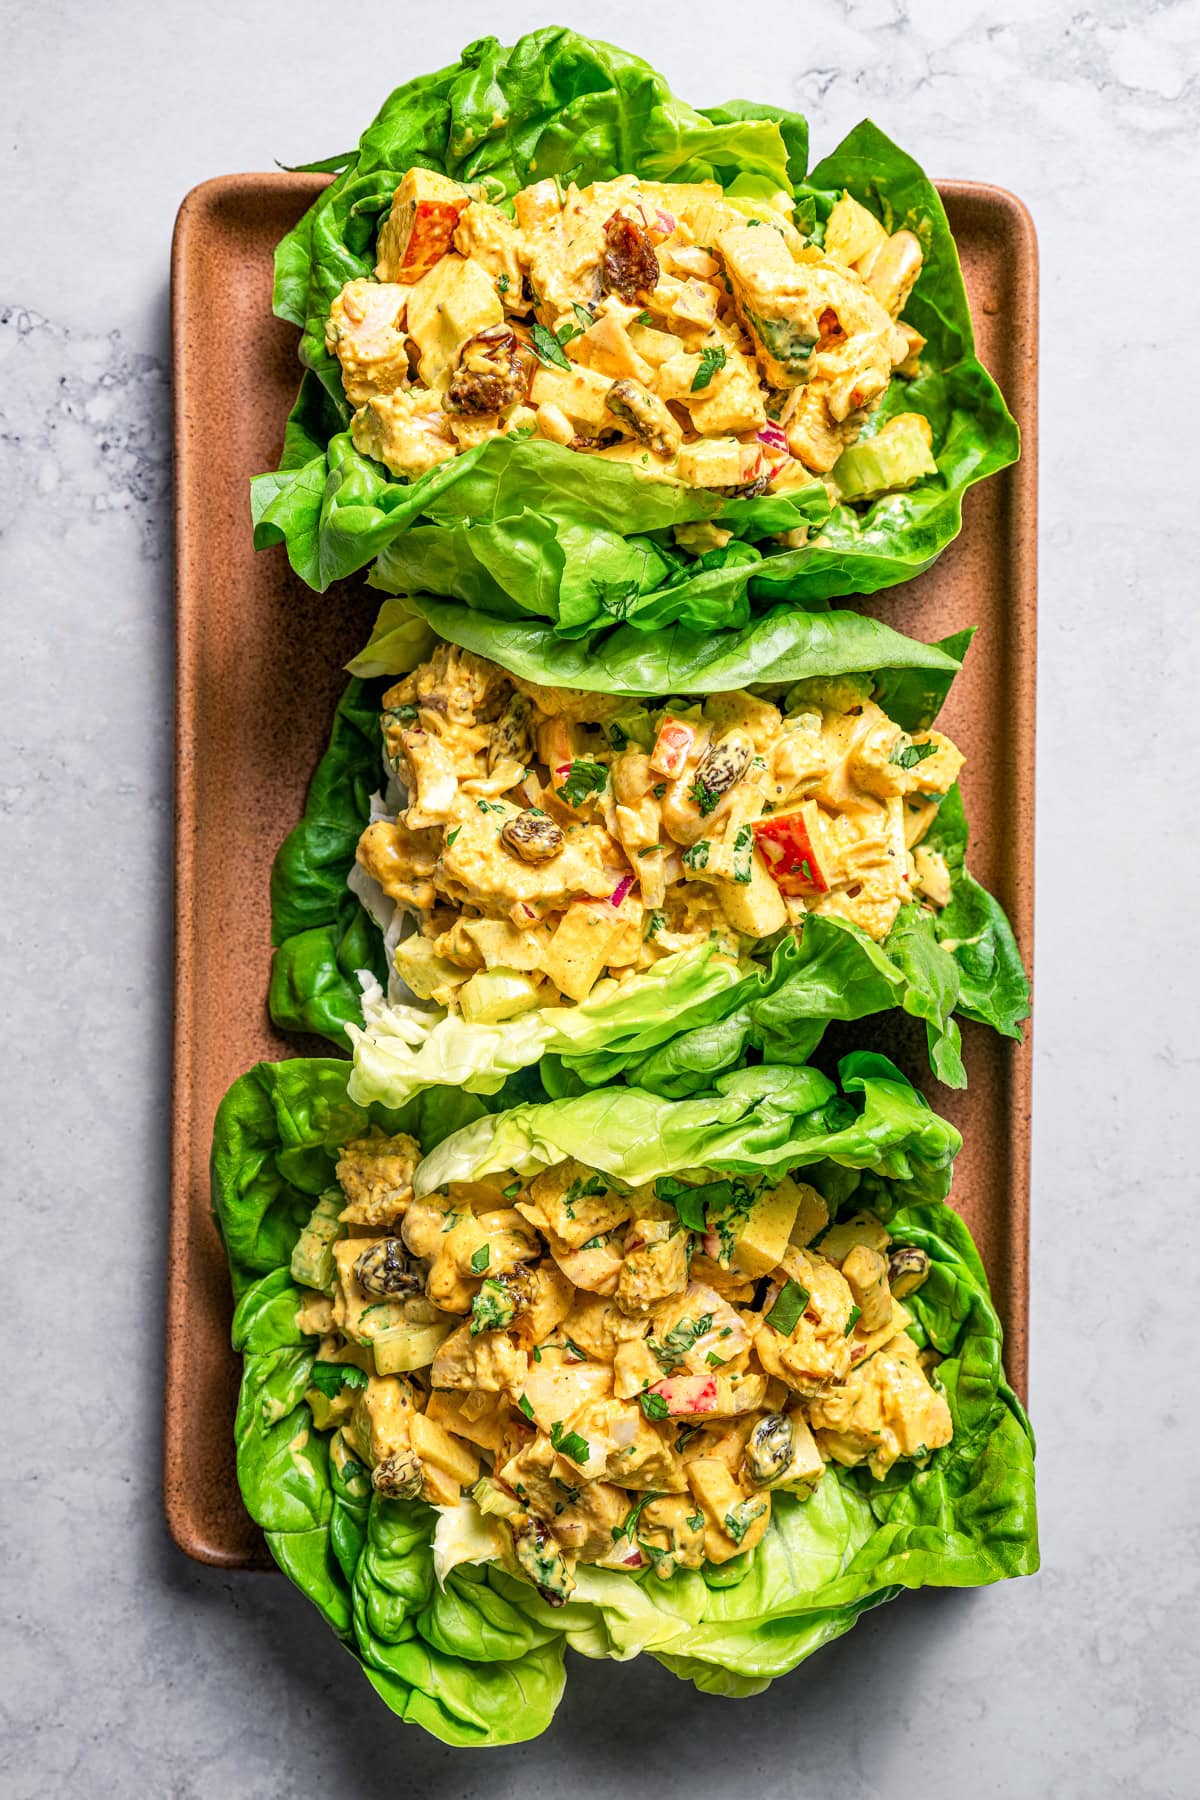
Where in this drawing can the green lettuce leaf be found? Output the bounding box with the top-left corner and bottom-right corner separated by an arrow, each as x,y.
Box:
251,28 -> 1017,626
212,1052 -> 1035,1736
269,613 -> 1024,1093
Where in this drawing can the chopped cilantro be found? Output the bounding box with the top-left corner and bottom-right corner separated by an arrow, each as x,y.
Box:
686,1509 -> 705,1533
496,273 -> 510,294
469,1277 -> 516,1335
445,826 -> 462,848
732,824 -> 754,884
690,776 -> 719,817
503,1180 -> 521,1199
636,310 -> 653,325
469,1243 -> 490,1274
611,1491 -> 660,1542
308,1362 -> 368,1400
643,910 -> 666,941
691,345 -> 727,391
648,1313 -> 714,1374
571,302 -> 596,332
656,1176 -> 708,1232
682,839 -> 710,871
844,1304 -> 863,1336
563,1338 -> 588,1363
549,1421 -> 591,1463
889,739 -> 940,771
385,702 -> 418,726
531,322 -> 573,371
766,1278 -> 811,1336
639,1391 -> 671,1421
517,1394 -> 535,1421
724,1498 -> 767,1545
557,759 -> 609,807
532,1345 -> 542,1362
652,781 -> 667,799
705,1351 -> 725,1368
580,1233 -> 608,1251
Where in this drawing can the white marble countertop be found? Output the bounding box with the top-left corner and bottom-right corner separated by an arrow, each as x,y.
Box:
2,2 -> 1197,1794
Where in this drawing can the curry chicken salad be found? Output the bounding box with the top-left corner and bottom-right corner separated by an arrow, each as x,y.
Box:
327,167 -> 939,510
294,1134 -> 951,1601
356,642 -> 963,1020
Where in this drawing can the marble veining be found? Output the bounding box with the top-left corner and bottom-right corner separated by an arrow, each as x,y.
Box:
1,0 -> 1198,1795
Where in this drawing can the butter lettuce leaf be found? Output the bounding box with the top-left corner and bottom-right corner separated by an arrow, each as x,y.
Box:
212,1053 -> 1035,1738
252,28 -> 1017,626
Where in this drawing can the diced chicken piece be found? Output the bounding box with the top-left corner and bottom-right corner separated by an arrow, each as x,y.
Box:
394,727 -> 461,827
350,389 -> 457,480
574,1397 -> 688,1491
638,1495 -> 707,1571
325,279 -> 412,405
454,200 -> 524,310
355,817 -> 440,914
822,192 -> 889,271
441,806 -> 611,921
405,255 -> 504,390
675,438 -> 764,488
617,1221 -> 690,1313
788,1182 -> 831,1249
520,1355 -> 614,1436
655,347 -> 766,436
376,168 -> 470,283
347,1373 -> 418,1468
544,1225 -> 625,1298
862,230 -> 924,317
686,1457 -> 772,1563
334,1132 -> 420,1228
425,1388 -> 509,1454
498,1432 -> 628,1557
807,1330 -> 952,1478
431,1322 -> 529,1394
508,1261 -> 576,1351
912,845 -> 952,908
525,1160 -> 634,1251
529,363 -> 615,433
753,1248 -> 857,1394
568,301 -> 655,383
816,1210 -> 892,1264
559,1293 -> 652,1363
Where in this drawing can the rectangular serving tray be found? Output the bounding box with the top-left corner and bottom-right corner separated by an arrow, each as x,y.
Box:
167,172 -> 1037,1568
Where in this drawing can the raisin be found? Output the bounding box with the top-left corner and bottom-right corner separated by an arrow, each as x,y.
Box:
602,212 -> 660,301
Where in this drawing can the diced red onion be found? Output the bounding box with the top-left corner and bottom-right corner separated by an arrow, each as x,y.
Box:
757,422 -> 789,454
610,875 -> 634,907
656,210 -> 677,235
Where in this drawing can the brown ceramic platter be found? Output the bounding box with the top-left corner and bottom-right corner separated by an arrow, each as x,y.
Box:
166,172 -> 1037,1568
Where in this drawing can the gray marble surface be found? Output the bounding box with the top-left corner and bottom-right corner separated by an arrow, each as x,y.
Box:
2,1 -> 1197,1794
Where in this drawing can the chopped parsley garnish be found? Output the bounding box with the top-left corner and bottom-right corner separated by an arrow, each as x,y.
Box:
686,1509 -> 704,1533
531,1345 -> 542,1361
732,824 -> 754,884
691,344 -> 727,391
765,1278 -> 811,1336
800,858 -> 813,882
638,844 -> 662,858
682,839 -> 710,871
549,1421 -> 591,1463
674,1423 -> 704,1452
652,781 -> 667,799
636,310 -> 653,325
476,799 -> 505,814
844,1304 -> 863,1337
445,826 -> 462,848
563,1338 -> 588,1363
531,321 -> 573,370
517,1394 -> 535,1421
557,759 -> 609,807
889,739 -> 940,771
639,1391 -> 671,1421
496,273 -> 510,294
607,722 -> 629,751
469,1243 -> 490,1274
644,910 -> 666,941
705,1351 -> 725,1368
308,1361 -> 368,1399
572,302 -> 596,332
565,1173 -> 609,1208
503,1180 -> 521,1199
690,776 -> 719,817
648,1313 -> 714,1374
580,1233 -> 609,1251
384,702 -> 418,726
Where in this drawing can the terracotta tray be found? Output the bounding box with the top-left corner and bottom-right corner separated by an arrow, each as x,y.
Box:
166,173 -> 1037,1568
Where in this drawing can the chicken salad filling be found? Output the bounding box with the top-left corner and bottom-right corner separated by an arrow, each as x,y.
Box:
293,1133 -> 951,1603
328,168 -> 937,513
356,641 -> 963,1022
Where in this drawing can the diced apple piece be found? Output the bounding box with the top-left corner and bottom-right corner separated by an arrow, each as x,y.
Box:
649,716 -> 696,779
376,168 -> 469,283
410,1410 -> 482,1488
650,1374 -> 719,1416
543,902 -> 624,1003
720,1177 -> 804,1279
751,800 -> 833,896
674,438 -> 764,489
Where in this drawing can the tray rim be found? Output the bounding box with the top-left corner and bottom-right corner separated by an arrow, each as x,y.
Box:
165,171 -> 1037,1567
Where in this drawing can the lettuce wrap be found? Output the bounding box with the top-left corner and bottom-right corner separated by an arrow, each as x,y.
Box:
251,28 -> 1018,632
212,1051 -> 1037,1743
268,599 -> 1028,1098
